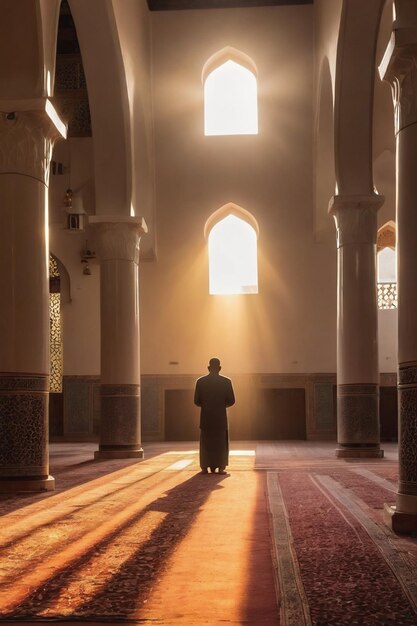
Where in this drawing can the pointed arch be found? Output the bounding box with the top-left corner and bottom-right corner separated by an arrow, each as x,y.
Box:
202,46 -> 258,83
203,47 -> 258,136
204,202 -> 259,240
68,0 -> 132,215
377,220 -> 396,251
205,204 -> 259,295
334,0 -> 386,194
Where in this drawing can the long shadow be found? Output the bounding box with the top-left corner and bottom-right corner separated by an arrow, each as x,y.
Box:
0,465 -> 187,571
0,456 -> 151,517
0,444 -> 199,517
241,472 -> 280,625
1,472 -> 226,620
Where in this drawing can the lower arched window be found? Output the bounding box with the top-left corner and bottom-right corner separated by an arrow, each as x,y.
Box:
206,206 -> 258,295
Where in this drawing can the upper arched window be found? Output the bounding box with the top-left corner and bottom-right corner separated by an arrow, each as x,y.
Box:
377,222 -> 397,310
205,204 -> 259,295
203,48 -> 258,136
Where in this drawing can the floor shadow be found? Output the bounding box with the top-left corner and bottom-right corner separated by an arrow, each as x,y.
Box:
241,473 -> 279,624
1,473 -> 227,620
0,458 -> 148,516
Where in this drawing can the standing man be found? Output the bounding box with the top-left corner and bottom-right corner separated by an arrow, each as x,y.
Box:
194,357 -> 235,474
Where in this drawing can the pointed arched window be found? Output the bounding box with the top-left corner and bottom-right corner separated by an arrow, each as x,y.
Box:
203,48 -> 258,136
206,205 -> 259,295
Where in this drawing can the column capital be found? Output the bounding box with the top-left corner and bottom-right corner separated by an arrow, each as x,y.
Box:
379,28 -> 417,133
0,99 -> 66,185
328,194 -> 384,247
90,216 -> 148,264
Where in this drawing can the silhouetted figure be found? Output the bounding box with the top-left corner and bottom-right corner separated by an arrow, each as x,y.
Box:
194,357 -> 235,474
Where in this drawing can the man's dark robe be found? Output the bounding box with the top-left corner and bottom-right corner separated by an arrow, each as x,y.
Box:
194,372 -> 235,469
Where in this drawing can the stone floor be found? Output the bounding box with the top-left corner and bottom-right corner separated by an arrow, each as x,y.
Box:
0,441 -> 416,625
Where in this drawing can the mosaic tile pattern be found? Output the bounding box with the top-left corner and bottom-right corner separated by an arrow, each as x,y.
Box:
337,383 -> 379,444
0,375 -> 48,477
398,364 -> 417,490
100,384 -> 141,446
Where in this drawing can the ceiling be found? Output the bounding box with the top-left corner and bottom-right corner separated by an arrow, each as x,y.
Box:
147,0 -> 312,11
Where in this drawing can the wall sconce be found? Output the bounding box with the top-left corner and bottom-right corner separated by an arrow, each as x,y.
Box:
64,188 -> 87,231
81,241 -> 96,276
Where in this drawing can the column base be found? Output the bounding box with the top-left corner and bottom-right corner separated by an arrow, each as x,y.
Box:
94,448 -> 144,460
0,475 -> 55,492
384,504 -> 417,534
335,446 -> 384,458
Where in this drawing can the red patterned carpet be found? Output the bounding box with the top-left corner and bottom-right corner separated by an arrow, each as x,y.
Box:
275,472 -> 416,625
0,442 -> 416,625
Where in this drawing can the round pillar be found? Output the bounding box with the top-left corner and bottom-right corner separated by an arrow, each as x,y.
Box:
91,216 -> 147,459
380,17 -> 417,532
329,195 -> 384,459
0,102 -> 65,491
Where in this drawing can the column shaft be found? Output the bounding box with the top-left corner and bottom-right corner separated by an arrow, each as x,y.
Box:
91,216 -> 147,459
379,17 -> 417,532
330,196 -> 383,458
0,104 -> 65,491
392,121 -> 417,526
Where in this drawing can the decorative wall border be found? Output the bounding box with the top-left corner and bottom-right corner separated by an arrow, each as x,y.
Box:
0,373 -> 49,393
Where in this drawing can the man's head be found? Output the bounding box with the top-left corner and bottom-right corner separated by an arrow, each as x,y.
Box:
208,357 -> 221,373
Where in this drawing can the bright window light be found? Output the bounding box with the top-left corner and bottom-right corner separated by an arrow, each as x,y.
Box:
208,214 -> 258,295
204,60 -> 258,136
377,247 -> 396,283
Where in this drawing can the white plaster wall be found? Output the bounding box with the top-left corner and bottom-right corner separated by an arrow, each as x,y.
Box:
378,309 -> 397,373
140,4 -> 338,376
49,138 -> 100,376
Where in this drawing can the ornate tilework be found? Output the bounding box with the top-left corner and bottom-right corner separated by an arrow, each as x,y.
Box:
314,383 -> 334,431
0,387 -> 48,476
99,384 -> 141,447
101,384 -> 140,397
100,398 -> 140,443
141,378 -> 160,434
0,374 -> 48,392
337,384 -> 379,444
399,363 -> 417,386
398,384 -> 417,486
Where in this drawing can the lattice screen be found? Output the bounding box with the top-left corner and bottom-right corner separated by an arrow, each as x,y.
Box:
377,283 -> 397,310
49,256 -> 63,393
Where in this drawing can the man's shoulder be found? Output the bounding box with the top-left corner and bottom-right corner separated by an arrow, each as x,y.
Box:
195,374 -> 210,384
196,374 -> 233,385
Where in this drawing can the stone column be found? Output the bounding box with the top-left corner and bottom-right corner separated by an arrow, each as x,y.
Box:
0,100 -> 66,491
329,195 -> 384,459
380,19 -> 417,532
90,216 -> 147,459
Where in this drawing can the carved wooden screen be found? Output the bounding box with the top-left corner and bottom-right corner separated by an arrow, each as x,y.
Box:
49,255 -> 63,392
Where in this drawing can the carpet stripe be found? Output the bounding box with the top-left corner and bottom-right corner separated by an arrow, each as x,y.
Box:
316,474 -> 417,612
352,467 -> 397,493
266,472 -> 311,626
278,471 -> 417,625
